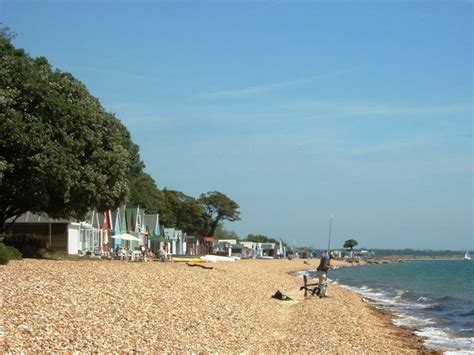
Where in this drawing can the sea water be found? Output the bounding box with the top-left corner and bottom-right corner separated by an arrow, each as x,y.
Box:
307,260 -> 474,353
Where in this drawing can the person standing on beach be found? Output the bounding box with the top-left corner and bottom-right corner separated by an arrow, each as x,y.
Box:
316,251 -> 335,298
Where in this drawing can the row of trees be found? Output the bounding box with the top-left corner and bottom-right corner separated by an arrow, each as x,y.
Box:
212,229 -> 288,246
0,27 -> 242,239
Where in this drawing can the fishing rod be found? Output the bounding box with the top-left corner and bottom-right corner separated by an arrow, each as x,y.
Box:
327,213 -> 333,254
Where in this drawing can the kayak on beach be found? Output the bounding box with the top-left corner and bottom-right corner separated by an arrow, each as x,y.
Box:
172,257 -> 207,263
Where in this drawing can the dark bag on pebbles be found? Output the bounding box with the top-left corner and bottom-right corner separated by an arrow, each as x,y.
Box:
271,290 -> 292,301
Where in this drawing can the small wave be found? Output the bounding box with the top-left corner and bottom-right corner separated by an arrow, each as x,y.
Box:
417,296 -> 432,302
415,327 -> 474,352
394,289 -> 406,300
393,315 -> 436,328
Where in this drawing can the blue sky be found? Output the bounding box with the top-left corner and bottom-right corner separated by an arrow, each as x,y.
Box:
2,0 -> 472,250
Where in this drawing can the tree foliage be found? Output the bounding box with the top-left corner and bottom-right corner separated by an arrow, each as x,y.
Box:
0,24 -> 16,41
0,36 -> 135,230
214,225 -> 239,241
245,234 -> 284,245
343,239 -> 358,251
162,190 -> 208,236
198,191 -> 240,237
127,172 -> 161,214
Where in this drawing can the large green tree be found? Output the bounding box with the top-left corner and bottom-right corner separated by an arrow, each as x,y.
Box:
198,191 -> 240,237
0,36 -> 134,230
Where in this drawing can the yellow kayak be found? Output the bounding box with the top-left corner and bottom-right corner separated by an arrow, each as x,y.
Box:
172,257 -> 207,263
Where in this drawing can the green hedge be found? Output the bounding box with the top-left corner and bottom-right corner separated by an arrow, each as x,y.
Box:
2,234 -> 46,258
0,242 -> 23,265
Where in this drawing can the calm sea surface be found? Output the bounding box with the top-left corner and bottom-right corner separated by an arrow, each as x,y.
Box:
306,260 -> 474,353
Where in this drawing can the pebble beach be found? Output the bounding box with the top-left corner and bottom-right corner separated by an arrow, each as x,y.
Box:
1,258 -> 437,353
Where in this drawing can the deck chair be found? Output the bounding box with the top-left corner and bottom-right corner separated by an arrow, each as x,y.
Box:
300,275 -> 321,297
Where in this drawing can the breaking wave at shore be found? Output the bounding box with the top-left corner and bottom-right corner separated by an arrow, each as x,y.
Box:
302,260 -> 474,353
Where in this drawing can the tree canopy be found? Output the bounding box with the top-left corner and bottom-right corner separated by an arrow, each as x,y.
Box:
127,172 -> 162,214
343,239 -> 358,251
161,189 -> 208,237
214,225 -> 240,241
0,35 -> 136,230
198,191 -> 240,237
244,234 -> 285,246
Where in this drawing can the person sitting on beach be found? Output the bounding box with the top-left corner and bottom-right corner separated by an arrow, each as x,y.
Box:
140,245 -> 149,262
316,251 -> 336,298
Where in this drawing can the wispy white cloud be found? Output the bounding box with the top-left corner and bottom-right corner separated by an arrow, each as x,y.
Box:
283,100 -> 473,117
203,70 -> 350,98
344,138 -> 433,157
338,103 -> 472,116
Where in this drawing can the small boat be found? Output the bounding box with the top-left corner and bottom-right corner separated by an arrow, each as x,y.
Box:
464,251 -> 471,260
200,255 -> 236,262
172,257 -> 208,263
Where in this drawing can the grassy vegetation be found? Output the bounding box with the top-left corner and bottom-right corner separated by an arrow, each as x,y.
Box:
0,242 -> 22,265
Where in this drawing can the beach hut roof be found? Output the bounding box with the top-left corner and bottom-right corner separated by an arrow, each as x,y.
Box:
7,212 -> 77,224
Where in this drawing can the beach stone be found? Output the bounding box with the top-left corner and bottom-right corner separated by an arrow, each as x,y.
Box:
1,258 -> 431,353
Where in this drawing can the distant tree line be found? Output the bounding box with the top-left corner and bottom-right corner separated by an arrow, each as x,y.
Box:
212,228 -> 288,247
370,249 -> 465,257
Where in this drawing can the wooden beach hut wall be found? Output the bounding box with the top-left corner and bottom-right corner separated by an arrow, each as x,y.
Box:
181,231 -> 187,255
175,230 -> 186,255
137,207 -> 146,247
125,206 -> 145,249
163,228 -> 176,255
4,211 -> 102,255
111,207 -> 123,248
121,207 -> 129,235
257,242 -> 277,257
145,214 -> 161,252
81,210 -> 102,252
200,236 -> 215,255
99,209 -> 113,252
240,241 -> 256,257
184,236 -> 199,255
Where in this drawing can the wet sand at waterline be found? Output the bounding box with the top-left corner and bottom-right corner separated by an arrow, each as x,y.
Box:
1,258 -> 435,353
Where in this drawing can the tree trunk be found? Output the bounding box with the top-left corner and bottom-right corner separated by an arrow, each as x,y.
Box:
0,209 -> 25,234
207,219 -> 221,237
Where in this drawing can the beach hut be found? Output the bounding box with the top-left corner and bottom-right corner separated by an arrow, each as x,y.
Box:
163,228 -> 178,255
126,206 -> 146,248
200,236 -> 215,255
185,236 -> 199,255
99,209 -> 113,254
4,211 -> 102,255
175,230 -> 186,255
